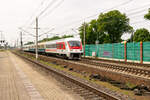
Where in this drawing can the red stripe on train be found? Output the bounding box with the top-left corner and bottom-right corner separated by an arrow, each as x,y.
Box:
45,49 -> 57,52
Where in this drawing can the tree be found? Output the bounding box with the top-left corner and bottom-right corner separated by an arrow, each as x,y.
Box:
25,42 -> 34,45
144,9 -> 150,20
79,20 -> 108,44
127,33 -> 134,42
79,22 -> 90,44
133,28 -> 150,42
79,10 -> 133,44
97,10 -> 133,43
38,35 -> 73,43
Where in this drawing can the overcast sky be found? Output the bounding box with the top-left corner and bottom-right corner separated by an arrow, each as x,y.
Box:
0,0 -> 150,46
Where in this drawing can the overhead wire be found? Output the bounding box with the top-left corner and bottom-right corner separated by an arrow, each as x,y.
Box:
37,0 -> 64,35
127,8 -> 148,16
124,3 -> 150,13
28,0 -> 63,34
129,13 -> 145,19
51,0 -> 134,31
131,20 -> 150,25
21,0 -> 60,38
54,1 -> 150,36
23,0 -> 150,40
22,0 -> 48,28
37,0 -> 59,17
26,0 -> 58,27
40,0 -> 64,20
24,0 -> 133,34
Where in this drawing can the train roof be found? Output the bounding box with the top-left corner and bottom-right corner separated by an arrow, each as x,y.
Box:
23,37 -> 81,47
45,37 -> 81,44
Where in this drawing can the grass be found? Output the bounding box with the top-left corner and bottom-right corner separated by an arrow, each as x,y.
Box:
15,51 -> 139,99
39,59 -> 135,97
126,82 -> 137,89
0,49 -> 5,52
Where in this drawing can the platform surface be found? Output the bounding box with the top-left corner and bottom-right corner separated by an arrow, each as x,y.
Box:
0,51 -> 83,100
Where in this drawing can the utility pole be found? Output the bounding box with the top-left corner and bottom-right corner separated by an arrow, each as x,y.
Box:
17,38 -> 18,48
20,31 -> 23,50
14,40 -> 16,48
83,22 -> 86,57
46,34 -> 48,41
35,17 -> 38,60
0,31 -> 3,48
1,31 -> 2,40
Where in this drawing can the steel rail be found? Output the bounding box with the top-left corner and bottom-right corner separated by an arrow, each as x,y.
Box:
13,51 -> 121,100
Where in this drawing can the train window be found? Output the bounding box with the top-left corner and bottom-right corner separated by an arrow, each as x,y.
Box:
46,44 -> 56,48
61,44 -> 63,48
40,45 -> 44,48
41,45 -> 44,48
38,45 -> 40,48
57,44 -> 60,48
46,44 -> 50,48
68,41 -> 80,47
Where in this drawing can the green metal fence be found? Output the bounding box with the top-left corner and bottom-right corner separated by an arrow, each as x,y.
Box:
113,43 -> 124,59
127,42 -> 140,61
143,42 -> 150,62
84,41 -> 150,62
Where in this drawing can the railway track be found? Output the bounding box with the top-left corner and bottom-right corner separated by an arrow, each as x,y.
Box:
79,59 -> 150,79
82,57 -> 150,69
39,53 -> 150,80
13,51 -> 129,100
19,51 -> 150,85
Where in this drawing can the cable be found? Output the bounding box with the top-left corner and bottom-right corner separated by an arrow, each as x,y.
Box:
24,0 -> 134,32
22,0 -> 48,27
19,28 -> 36,37
124,3 -> 150,13
29,0 -> 64,38
130,20 -> 150,25
37,0 -> 58,17
127,8 -> 148,16
40,0 -> 64,20
24,0 -> 149,40
129,14 -> 145,19
26,0 -> 58,27
39,28 -> 55,37
87,0 -> 134,19
51,0 -> 134,31
110,0 -> 134,9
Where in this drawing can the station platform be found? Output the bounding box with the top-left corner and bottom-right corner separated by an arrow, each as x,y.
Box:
0,51 -> 83,100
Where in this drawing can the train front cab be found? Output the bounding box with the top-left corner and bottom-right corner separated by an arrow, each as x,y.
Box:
67,40 -> 83,59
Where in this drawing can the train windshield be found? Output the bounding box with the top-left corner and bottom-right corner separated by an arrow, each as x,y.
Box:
68,41 -> 81,47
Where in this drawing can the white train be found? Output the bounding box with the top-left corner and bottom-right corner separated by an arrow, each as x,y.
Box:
23,38 -> 83,59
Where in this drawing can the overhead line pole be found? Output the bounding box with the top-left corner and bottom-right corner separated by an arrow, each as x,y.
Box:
1,31 -> 2,40
83,22 -> 86,58
17,38 -> 18,48
36,17 -> 39,60
20,31 -> 23,50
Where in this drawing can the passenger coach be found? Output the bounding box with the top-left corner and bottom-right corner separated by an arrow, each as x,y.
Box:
23,38 -> 83,59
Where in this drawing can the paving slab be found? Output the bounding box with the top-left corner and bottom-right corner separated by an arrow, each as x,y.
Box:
0,51 -> 83,100
0,51 -> 31,100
